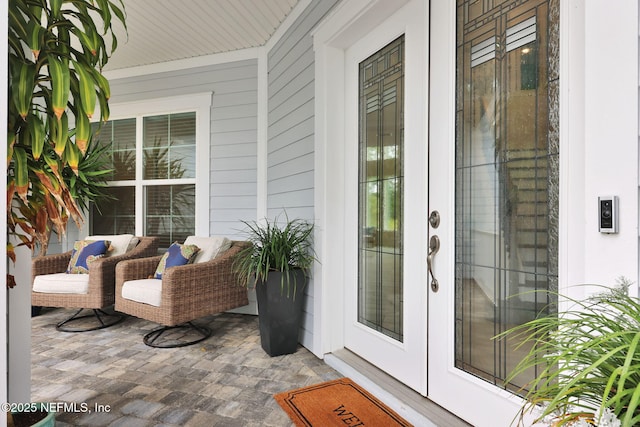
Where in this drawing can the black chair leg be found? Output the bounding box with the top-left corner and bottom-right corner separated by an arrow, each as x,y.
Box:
143,322 -> 212,348
56,308 -> 124,332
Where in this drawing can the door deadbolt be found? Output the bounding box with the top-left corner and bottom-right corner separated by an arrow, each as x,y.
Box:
429,210 -> 440,229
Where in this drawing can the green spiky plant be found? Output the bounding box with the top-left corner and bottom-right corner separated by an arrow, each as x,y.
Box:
7,2 -> 125,424
233,215 -> 315,298
502,278 -> 638,427
7,0 -> 126,264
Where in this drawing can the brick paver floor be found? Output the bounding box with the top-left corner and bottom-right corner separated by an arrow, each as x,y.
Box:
31,308 -> 342,426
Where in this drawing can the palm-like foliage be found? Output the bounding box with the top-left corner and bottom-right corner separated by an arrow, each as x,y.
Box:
65,137 -> 115,213
233,216 -> 315,298
503,280 -> 640,426
8,0 -> 126,258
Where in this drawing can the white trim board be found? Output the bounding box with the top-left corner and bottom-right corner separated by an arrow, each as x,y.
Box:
103,48 -> 259,80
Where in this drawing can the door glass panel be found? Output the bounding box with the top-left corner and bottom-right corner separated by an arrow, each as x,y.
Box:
358,36 -> 404,341
455,1 -> 559,392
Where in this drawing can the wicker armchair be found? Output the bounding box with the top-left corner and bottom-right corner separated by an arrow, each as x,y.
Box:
115,240 -> 249,348
32,236 -> 160,331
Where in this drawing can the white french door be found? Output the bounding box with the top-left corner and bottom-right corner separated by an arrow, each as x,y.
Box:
427,3 -> 522,423
342,0 -> 429,395
319,0 -> 558,423
427,1 -> 559,426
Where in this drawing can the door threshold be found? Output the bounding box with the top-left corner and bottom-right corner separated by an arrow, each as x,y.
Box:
324,349 -> 472,427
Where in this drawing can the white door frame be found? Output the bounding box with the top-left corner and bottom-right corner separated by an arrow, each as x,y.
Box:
312,0 -> 427,389
313,0 -> 638,425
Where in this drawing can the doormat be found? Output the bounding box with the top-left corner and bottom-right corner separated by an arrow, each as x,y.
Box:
274,377 -> 413,426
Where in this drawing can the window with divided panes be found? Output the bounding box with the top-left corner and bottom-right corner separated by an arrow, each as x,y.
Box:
90,112 -> 197,250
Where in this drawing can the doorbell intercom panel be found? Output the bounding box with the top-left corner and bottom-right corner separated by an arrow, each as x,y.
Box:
598,196 -> 618,233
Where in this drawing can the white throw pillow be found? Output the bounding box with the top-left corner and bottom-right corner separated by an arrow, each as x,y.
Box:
183,236 -> 232,263
86,234 -> 135,256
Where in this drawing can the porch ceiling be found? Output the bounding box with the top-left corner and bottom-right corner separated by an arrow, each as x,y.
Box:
104,0 -> 299,71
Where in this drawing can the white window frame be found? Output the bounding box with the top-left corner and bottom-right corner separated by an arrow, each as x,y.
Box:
96,92 -> 212,237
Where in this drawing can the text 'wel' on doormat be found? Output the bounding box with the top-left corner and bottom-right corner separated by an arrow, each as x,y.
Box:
273,377 -> 413,427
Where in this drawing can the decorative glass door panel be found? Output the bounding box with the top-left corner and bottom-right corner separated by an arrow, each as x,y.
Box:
455,0 -> 559,392
343,1 -> 426,393
358,36 -> 404,342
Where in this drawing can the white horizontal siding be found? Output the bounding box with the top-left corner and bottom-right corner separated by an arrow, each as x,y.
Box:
269,80 -> 314,124
109,59 -> 259,240
268,135 -> 314,166
211,156 -> 257,173
211,169 -> 256,182
266,0 -> 339,354
268,153 -> 314,181
269,100 -> 314,143
210,130 -> 256,145
211,182 -> 257,197
211,195 -> 257,209
268,118 -> 314,155
267,1 -> 337,219
269,48 -> 315,104
268,171 -> 314,193
268,189 -> 314,207
212,142 -> 256,158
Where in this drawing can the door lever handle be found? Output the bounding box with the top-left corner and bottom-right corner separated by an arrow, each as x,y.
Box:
427,235 -> 440,292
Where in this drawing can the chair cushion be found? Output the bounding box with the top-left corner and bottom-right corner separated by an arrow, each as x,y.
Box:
183,236 -> 232,263
33,273 -> 90,294
121,279 -> 162,307
86,234 -> 136,256
67,240 -> 111,274
154,242 -> 200,279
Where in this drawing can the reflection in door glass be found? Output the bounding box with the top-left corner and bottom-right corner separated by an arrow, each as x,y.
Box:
358,36 -> 404,342
455,1 -> 559,393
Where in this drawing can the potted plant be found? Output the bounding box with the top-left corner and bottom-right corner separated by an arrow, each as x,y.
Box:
233,215 -> 315,356
7,0 -> 125,425
502,278 -> 636,427
8,0 -> 125,259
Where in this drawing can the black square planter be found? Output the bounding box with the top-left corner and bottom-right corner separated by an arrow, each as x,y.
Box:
255,270 -> 307,356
